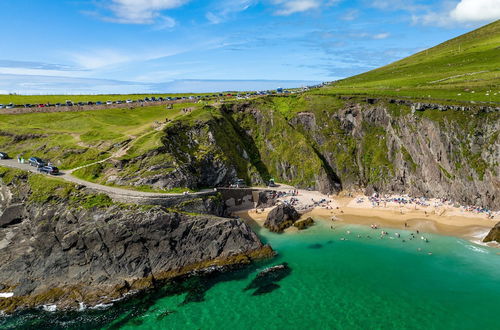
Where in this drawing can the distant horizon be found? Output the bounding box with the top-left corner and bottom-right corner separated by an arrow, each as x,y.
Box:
0,75 -> 323,95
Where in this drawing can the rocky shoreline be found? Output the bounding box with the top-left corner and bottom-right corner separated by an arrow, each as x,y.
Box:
0,168 -> 274,314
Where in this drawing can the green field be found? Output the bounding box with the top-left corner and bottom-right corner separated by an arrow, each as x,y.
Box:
317,20 -> 500,103
0,103 -> 199,169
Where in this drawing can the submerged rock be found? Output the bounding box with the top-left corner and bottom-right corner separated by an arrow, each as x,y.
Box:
244,263 -> 291,296
294,217 -> 314,230
483,222 -> 500,243
264,204 -> 300,232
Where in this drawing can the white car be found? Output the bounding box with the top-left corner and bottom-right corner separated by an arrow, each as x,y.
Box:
126,99 -> 133,104
0,104 -> 4,109
106,101 -> 113,105
5,103 -> 15,109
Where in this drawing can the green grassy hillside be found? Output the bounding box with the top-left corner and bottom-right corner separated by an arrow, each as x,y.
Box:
320,20 -> 500,103
0,103 -> 199,169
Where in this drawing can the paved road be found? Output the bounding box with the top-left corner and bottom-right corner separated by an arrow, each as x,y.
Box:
0,158 -> 213,198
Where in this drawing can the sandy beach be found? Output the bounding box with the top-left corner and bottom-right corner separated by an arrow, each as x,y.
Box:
234,187 -> 500,247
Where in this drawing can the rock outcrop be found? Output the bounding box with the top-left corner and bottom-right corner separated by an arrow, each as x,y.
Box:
0,169 -> 273,313
294,217 -> 314,230
264,204 -> 300,232
483,222 -> 500,243
244,263 -> 291,295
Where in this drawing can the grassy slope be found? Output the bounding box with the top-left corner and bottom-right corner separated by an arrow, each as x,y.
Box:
0,103 -> 198,169
319,20 -> 500,103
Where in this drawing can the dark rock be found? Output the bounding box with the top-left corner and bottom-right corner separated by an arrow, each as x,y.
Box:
364,184 -> 378,197
294,217 -> 314,230
0,204 -> 25,227
307,243 -> 323,249
264,204 -> 300,232
483,222 -> 500,243
0,178 -> 274,313
244,263 -> 291,295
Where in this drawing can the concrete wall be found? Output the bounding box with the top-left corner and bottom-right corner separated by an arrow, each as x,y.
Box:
217,188 -> 277,211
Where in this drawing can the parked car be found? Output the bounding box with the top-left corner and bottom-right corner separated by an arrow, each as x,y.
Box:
39,165 -> 59,175
106,101 -> 113,105
24,104 -> 32,108
0,104 -> 4,109
55,103 -> 61,107
267,179 -> 278,187
28,157 -> 46,167
229,178 -> 247,188
6,103 -> 15,109
0,152 -> 9,159
65,100 -> 73,106
96,101 -> 103,105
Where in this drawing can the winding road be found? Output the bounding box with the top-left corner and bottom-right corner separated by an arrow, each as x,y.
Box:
0,158 -> 214,200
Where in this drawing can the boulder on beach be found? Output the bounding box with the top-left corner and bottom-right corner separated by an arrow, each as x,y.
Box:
264,204 -> 300,232
294,217 -> 314,230
483,222 -> 500,243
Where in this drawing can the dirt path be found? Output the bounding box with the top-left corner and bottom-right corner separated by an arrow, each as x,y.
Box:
0,158 -> 211,198
66,122 -> 166,174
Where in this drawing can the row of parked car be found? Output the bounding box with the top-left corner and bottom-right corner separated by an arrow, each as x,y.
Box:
27,157 -> 59,175
0,152 -> 59,175
0,94 -> 229,110
0,90 -> 295,110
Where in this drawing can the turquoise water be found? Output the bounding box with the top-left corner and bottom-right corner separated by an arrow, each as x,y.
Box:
2,220 -> 500,329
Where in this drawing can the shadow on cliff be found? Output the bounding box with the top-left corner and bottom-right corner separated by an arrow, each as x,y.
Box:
219,107 -> 272,184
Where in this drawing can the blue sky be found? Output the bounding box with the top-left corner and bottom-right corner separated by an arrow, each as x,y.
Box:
0,0 -> 498,94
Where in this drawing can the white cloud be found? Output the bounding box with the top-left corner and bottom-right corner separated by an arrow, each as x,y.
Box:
107,0 -> 189,23
0,67 -> 82,77
206,0 -> 256,24
340,9 -> 359,21
406,0 -> 500,26
373,32 -> 390,39
69,50 -> 134,70
450,0 -> 500,22
273,0 -> 322,15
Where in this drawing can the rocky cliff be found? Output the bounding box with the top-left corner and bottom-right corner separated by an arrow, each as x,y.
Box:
76,95 -> 499,210
0,168 -> 273,313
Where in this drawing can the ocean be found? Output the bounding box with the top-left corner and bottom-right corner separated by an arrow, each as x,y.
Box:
2,219 -> 499,329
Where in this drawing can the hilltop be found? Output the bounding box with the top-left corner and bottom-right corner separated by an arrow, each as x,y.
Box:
319,20 -> 500,103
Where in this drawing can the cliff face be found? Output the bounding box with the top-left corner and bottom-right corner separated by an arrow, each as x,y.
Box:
0,170 -> 272,313
79,96 -> 499,210
287,99 -> 499,209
